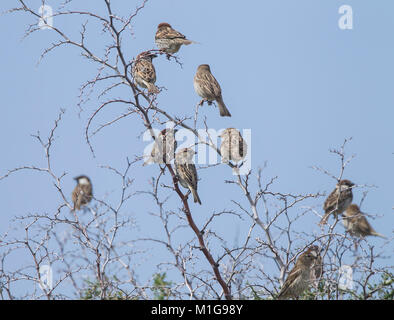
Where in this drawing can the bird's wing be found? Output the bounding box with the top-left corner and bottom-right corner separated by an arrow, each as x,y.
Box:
156,27 -> 186,40
323,189 -> 338,213
278,266 -> 302,298
80,185 -> 92,204
178,163 -> 197,190
355,214 -> 375,235
135,60 -> 156,83
197,71 -> 222,98
71,186 -> 80,203
230,134 -> 247,158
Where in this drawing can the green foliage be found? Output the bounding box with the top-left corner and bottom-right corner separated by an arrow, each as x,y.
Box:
248,284 -> 263,300
81,278 -> 127,300
368,272 -> 394,300
152,273 -> 173,300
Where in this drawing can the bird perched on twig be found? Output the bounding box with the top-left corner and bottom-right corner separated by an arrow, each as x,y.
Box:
343,204 -> 386,239
320,179 -> 354,225
174,148 -> 201,205
277,246 -> 321,300
220,128 -> 247,164
143,128 -> 177,166
72,175 -> 93,211
132,51 -> 159,94
194,64 -> 231,117
155,22 -> 194,54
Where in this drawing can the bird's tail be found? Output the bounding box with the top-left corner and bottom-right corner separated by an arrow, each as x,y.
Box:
371,231 -> 387,239
182,39 -> 199,45
217,97 -> 231,117
190,187 -> 202,205
146,82 -> 160,94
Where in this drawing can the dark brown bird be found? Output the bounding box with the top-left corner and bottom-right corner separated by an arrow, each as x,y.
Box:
277,246 -> 320,300
71,175 -> 93,211
132,51 -> 159,94
343,204 -> 386,239
174,148 -> 201,205
320,179 -> 354,225
155,23 -> 194,54
194,64 -> 231,117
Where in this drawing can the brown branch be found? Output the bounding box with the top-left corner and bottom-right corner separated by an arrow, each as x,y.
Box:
165,164 -> 232,300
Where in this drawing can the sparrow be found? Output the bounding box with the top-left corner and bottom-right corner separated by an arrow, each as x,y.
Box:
155,22 -> 194,54
342,204 -> 386,239
277,246 -> 320,300
72,175 -> 93,211
132,51 -> 159,94
174,148 -> 202,205
194,64 -> 231,117
320,179 -> 354,225
143,128 -> 177,166
220,128 -> 247,164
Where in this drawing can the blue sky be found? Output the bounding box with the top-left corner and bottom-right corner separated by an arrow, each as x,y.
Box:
0,0 -> 393,298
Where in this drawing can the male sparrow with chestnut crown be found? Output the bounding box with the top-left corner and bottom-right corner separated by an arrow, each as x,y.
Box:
220,128 -> 247,164
343,204 -> 386,239
320,179 -> 354,225
155,23 -> 194,54
194,64 -> 231,117
72,175 -> 93,211
132,51 -> 159,94
174,148 -> 202,205
277,246 -> 320,300
143,128 -> 178,166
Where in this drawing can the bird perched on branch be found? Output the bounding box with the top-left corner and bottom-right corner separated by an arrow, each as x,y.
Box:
220,128 -> 247,164
174,148 -> 201,205
277,246 -> 321,300
143,128 -> 177,166
132,51 -> 159,94
72,175 -> 93,211
320,179 -> 354,225
194,64 -> 231,117
342,204 -> 386,239
155,22 -> 194,54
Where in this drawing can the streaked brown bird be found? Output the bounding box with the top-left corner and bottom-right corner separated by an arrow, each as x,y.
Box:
72,175 -> 93,211
320,179 -> 354,225
343,204 -> 386,239
155,22 -> 194,54
174,148 -> 201,205
194,64 -> 231,117
143,128 -> 177,166
277,246 -> 320,300
132,51 -> 159,94
220,128 -> 247,164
